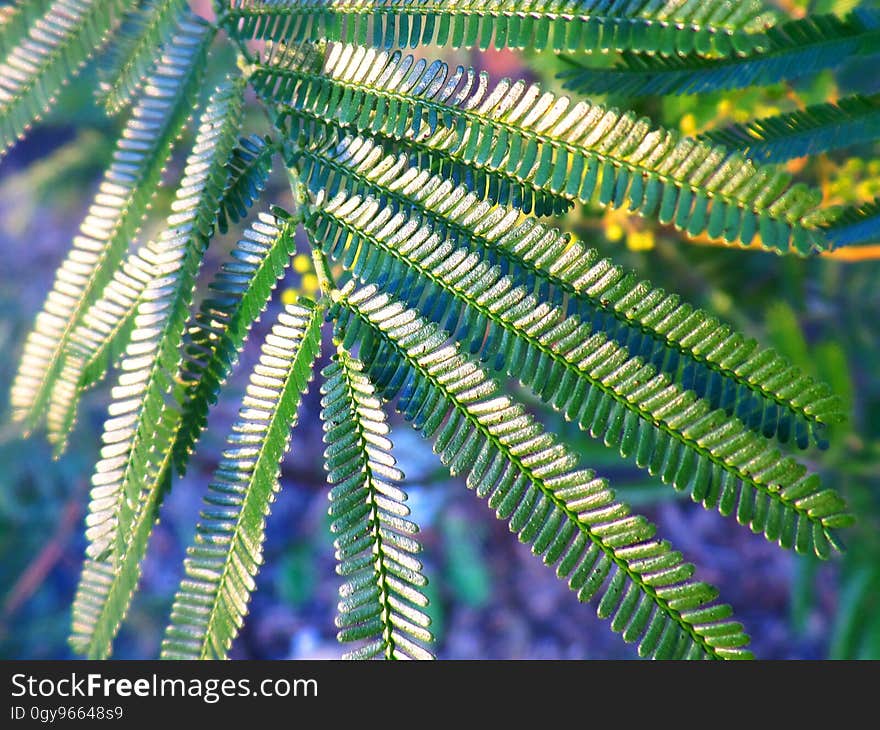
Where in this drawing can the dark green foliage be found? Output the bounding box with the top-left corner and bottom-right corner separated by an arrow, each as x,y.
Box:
223,0 -> 772,57
332,283 -> 751,659
703,94 -> 880,164
173,207 -> 297,473
310,191 -> 849,558
297,134 -> 843,448
2,0 -> 873,660
256,41 -> 832,253
321,350 -> 433,659
217,135 -> 276,234
559,10 -> 880,97
822,198 -> 880,248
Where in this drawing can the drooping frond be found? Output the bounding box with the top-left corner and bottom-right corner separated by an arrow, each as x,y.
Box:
257,41 -> 832,253
98,0 -> 189,114
172,208 -> 297,474
162,300 -> 323,660
297,134 -> 844,447
45,130 -> 270,451
267,43 -> 572,216
0,0 -> 128,155
310,192 -> 852,557
70,79 -> 245,659
217,134 -> 276,234
10,15 -> 212,433
332,282 -> 752,659
321,348 -> 433,659
822,198 -> 880,248
559,10 -> 880,97
224,0 -> 772,58
701,93 -> 880,163
46,244 -> 153,450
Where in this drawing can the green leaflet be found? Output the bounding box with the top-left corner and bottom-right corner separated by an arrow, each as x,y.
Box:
296,133 -> 843,445
332,282 -> 752,660
321,348 -> 433,660
172,207 -> 297,474
309,191 -> 852,558
701,94 -> 880,163
217,134 -> 277,234
162,300 -> 323,660
97,0 -> 190,114
0,0 -> 55,59
9,14 -> 212,433
0,0 -> 129,155
70,78 -> 245,660
256,41 -> 831,253
559,10 -> 880,97
822,198 -> 880,248
224,0 -> 772,57
46,244 -> 153,450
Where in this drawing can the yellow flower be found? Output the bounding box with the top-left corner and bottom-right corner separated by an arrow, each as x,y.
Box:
627,229 -> 655,251
301,273 -> 320,296
281,288 -> 299,305
679,113 -> 697,137
606,222 -> 624,242
293,254 -> 311,274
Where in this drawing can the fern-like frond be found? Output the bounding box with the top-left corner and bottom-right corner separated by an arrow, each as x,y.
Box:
172,207 -> 297,474
162,300 -> 323,660
822,198 -> 880,248
258,41 -> 831,253
701,93 -> 880,163
297,134 -> 843,447
310,191 -> 852,557
224,0 -> 772,58
46,244 -> 153,450
217,134 -> 276,234
71,78 -> 245,659
559,10 -> 880,97
10,15 -> 212,433
98,0 -> 189,114
0,0 -> 128,155
44,132 -> 278,449
321,348 -> 433,659
332,282 -> 751,659
0,0 -> 54,59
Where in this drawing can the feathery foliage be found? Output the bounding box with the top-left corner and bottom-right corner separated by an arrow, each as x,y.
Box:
172,207 -> 297,473
70,78 -> 245,659
321,348 -> 433,659
310,191 -> 849,557
257,41 -> 833,253
559,9 -> 880,97
97,0 -> 191,114
223,0 -> 773,57
163,299 -> 322,659
0,0 -> 133,155
296,134 -> 843,448
2,0 -> 873,660
10,13 -> 212,434
702,94 -> 880,163
332,282 -> 751,659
